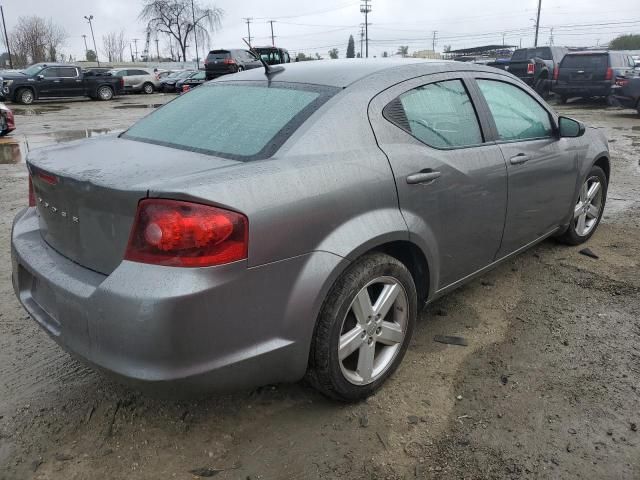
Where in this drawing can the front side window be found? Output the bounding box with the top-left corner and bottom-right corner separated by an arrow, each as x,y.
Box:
123,82 -> 337,160
385,79 -> 483,149
477,79 -> 552,142
42,68 -> 59,78
57,67 -> 78,77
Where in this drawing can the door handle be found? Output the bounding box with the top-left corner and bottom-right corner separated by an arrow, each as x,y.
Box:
406,170 -> 441,185
509,153 -> 529,165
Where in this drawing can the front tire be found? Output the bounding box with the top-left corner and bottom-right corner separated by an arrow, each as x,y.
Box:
96,86 -> 114,101
17,88 -> 34,105
142,82 -> 154,94
307,252 -> 417,402
557,165 -> 607,245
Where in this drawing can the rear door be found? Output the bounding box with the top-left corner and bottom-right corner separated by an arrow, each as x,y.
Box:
369,73 -> 508,290
473,74 -> 578,256
57,66 -> 83,96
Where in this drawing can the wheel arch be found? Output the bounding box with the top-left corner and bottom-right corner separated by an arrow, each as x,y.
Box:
593,155 -> 610,183
14,86 -> 36,102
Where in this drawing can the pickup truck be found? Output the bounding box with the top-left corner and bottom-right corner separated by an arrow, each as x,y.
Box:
1,63 -> 124,105
490,46 -> 568,97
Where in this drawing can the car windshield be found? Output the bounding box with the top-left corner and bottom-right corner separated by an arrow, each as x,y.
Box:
561,54 -> 608,70
22,64 -> 46,76
511,48 -> 552,61
122,82 -> 337,160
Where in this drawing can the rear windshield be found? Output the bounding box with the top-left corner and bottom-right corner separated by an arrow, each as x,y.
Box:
561,54 -> 608,70
511,48 -> 552,61
122,82 -> 338,161
207,51 -> 230,59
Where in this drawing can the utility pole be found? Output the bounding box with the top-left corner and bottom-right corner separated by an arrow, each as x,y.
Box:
129,43 -> 134,62
81,34 -> 88,55
268,20 -> 276,46
359,24 -> 365,58
155,38 -> 160,61
432,30 -> 437,53
548,27 -> 554,46
360,0 -> 371,58
0,6 -> 12,69
243,17 -> 253,46
190,0 -> 199,67
502,32 -> 506,46
133,38 -> 139,62
84,15 -> 100,66
534,0 -> 542,47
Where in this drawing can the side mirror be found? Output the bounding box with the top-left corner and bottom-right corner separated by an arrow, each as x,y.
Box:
558,116 -> 585,138
36,74 -> 44,80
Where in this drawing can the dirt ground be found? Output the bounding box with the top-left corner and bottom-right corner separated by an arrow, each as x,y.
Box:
0,94 -> 638,480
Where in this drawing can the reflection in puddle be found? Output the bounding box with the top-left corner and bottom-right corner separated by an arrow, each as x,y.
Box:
12,105 -> 70,116
0,128 -> 117,164
113,104 -> 163,110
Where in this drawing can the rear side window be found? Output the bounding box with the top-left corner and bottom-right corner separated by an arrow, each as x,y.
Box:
511,48 -> 552,61
384,79 -> 483,149
561,54 -> 608,70
123,82 -> 337,160
477,79 -> 552,141
57,67 -> 78,77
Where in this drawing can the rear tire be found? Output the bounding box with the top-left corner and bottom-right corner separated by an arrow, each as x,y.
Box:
307,252 -> 417,402
534,76 -> 549,99
96,86 -> 114,101
557,165 -> 607,246
17,88 -> 34,105
142,82 -> 154,94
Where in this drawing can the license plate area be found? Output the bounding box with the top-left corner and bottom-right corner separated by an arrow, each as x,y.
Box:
18,264 -> 61,335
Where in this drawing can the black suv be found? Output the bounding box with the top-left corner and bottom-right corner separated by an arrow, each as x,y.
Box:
497,46 -> 568,97
204,49 -> 262,80
553,51 -> 637,103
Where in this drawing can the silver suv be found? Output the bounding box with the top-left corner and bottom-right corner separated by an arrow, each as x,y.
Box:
109,68 -> 160,94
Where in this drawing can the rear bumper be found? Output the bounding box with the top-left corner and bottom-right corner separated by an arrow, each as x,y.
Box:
11,207 -> 345,391
552,82 -> 612,98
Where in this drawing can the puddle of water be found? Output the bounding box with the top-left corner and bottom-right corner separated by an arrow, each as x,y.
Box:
112,104 -> 163,110
632,126 -> 640,131
0,128 -> 117,164
12,105 -> 69,116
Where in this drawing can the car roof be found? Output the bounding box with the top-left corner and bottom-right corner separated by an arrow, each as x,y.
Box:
214,58 -> 478,88
565,50 -> 609,56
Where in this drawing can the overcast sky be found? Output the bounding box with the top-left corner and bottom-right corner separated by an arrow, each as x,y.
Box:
3,0 -> 640,60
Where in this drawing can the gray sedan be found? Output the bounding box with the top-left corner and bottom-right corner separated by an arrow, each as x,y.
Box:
11,60 -> 609,401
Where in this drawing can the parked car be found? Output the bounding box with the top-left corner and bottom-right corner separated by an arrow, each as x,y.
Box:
108,68 -> 160,94
83,67 -> 114,75
612,75 -> 640,114
0,103 -> 15,136
204,49 -> 263,80
176,70 -> 206,92
490,46 -> 568,97
159,70 -> 194,92
12,60 -> 609,401
553,51 -> 637,103
254,46 -> 291,65
0,63 -> 123,104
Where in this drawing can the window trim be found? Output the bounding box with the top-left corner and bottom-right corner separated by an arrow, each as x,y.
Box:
471,76 -> 558,144
382,77 -> 488,151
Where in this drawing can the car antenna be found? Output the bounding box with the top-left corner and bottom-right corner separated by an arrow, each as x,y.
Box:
242,38 -> 284,77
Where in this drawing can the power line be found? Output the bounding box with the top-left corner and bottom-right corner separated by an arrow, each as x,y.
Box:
254,2 -> 359,21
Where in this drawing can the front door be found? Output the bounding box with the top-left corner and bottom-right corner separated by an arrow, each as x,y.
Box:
37,67 -> 62,97
472,76 -> 579,257
369,74 -> 508,290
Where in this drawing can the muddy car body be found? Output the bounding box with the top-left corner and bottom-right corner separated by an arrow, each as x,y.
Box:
11,60 -> 610,401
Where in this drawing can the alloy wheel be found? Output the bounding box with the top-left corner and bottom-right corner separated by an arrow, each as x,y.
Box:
573,175 -> 603,237
338,276 -> 408,385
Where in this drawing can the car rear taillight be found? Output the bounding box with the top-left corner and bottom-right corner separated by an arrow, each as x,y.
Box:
527,62 -> 535,75
553,66 -> 559,81
223,58 -> 236,65
125,199 -> 248,267
605,67 -> 613,81
120,77 -> 125,88
28,176 -> 35,207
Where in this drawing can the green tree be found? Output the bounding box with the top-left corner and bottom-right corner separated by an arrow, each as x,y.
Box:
397,45 -> 409,57
328,48 -> 339,59
609,34 -> 640,50
346,34 -> 355,58
85,49 -> 97,61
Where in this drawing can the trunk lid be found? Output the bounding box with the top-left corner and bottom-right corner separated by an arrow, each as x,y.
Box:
27,135 -> 240,275
558,54 -> 609,84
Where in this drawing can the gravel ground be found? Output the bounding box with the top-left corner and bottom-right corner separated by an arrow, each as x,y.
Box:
0,95 -> 638,480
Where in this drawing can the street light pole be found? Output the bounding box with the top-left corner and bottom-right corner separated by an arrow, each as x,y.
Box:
534,0 -> 542,47
84,15 -> 100,66
81,34 -> 88,56
0,5 -> 12,69
190,0 -> 199,68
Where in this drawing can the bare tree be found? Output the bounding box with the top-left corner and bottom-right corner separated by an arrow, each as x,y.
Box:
102,30 -> 127,63
139,0 -> 223,62
5,16 -> 67,66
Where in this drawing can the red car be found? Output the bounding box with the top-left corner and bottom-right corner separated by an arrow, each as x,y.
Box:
0,103 -> 15,136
